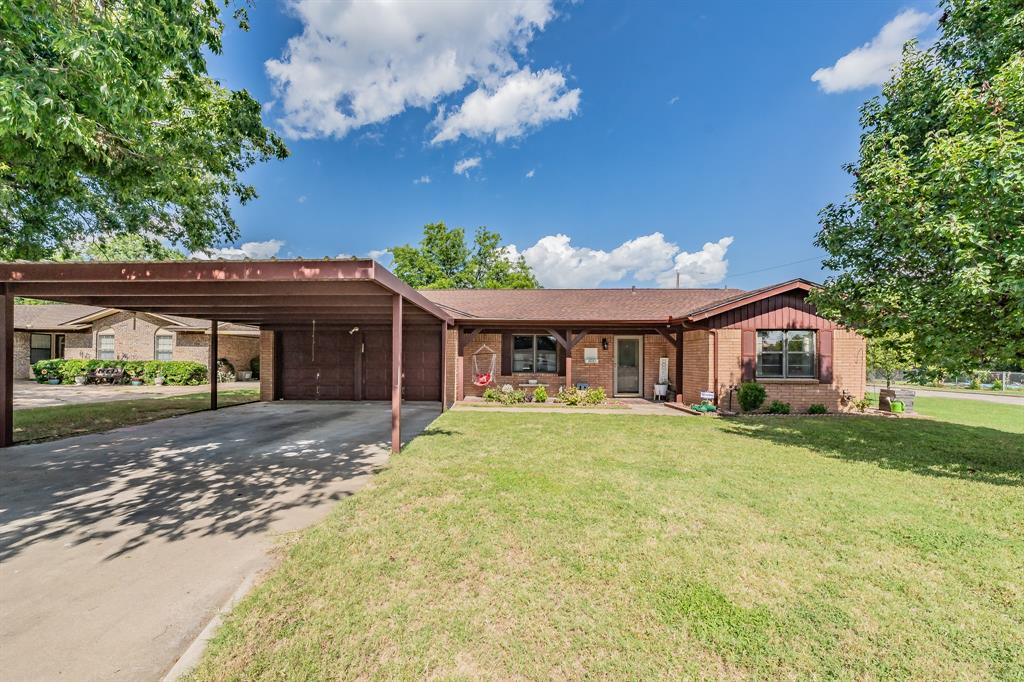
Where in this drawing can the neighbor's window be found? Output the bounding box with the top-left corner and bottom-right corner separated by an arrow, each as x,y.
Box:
512,335 -> 558,373
756,330 -> 815,379
97,334 -> 115,360
155,334 -> 173,361
30,333 -> 52,365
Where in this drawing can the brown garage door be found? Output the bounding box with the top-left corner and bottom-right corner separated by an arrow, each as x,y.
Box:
278,326 -> 440,401
361,328 -> 441,401
278,327 -> 357,400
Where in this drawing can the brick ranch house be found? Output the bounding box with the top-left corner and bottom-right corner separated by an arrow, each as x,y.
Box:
13,304 -> 259,380
1,261 -> 865,452
419,278 -> 865,412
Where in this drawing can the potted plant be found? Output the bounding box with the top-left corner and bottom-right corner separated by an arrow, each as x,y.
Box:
127,368 -> 143,386
154,374 -> 166,386
74,373 -> 88,385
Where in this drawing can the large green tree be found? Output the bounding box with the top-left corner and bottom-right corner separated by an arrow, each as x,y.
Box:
812,0 -> 1024,371
0,0 -> 288,260
389,222 -> 539,289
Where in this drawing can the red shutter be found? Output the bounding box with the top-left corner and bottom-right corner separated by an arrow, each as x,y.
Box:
501,333 -> 512,376
818,330 -> 833,384
741,330 -> 756,382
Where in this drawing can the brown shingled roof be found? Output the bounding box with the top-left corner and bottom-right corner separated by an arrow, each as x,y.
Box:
14,304 -> 103,330
419,287 -> 746,322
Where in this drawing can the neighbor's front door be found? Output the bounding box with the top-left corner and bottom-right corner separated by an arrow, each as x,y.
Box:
614,336 -> 642,396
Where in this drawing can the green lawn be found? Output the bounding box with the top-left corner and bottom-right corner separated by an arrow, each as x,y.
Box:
877,381 -> 1024,396
866,392 -> 1024,432
190,401 -> 1023,680
12,388 -> 260,443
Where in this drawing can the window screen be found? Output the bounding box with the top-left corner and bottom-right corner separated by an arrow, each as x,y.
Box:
155,335 -> 172,361
30,333 -> 52,365
756,330 -> 816,379
511,335 -> 558,373
97,334 -> 115,360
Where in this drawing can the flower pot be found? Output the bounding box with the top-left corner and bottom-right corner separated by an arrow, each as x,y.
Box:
130,380 -> 143,386
154,377 -> 165,386
47,378 -> 60,385
74,376 -> 87,385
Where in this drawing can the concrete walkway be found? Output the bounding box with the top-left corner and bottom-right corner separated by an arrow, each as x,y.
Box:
454,398 -> 688,416
868,384 -> 1024,406
0,401 -> 440,682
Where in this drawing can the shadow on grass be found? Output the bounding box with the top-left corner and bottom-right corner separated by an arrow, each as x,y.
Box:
0,402 -> 441,562
719,415 -> 1024,487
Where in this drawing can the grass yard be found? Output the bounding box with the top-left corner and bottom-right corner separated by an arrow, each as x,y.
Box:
867,392 -> 1024,432
190,402 -> 1023,680
12,388 -> 259,443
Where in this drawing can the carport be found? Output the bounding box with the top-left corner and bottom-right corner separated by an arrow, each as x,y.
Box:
0,259 -> 452,452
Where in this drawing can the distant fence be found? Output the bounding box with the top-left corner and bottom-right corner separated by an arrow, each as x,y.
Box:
867,370 -> 1024,390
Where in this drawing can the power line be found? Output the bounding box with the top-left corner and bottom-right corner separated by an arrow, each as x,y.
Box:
725,256 -> 823,281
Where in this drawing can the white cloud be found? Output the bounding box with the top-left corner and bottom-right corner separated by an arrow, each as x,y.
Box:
668,95 -> 679,105
368,248 -> 391,262
265,0 -> 575,142
193,239 -> 285,260
811,9 -> 934,93
514,233 -> 734,288
525,169 -> 535,178
453,157 -> 482,176
430,68 -> 580,144
297,195 -> 307,203
413,175 -> 431,185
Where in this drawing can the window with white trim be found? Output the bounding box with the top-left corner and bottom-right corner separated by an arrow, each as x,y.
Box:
512,335 -> 558,373
756,330 -> 816,378
97,334 -> 115,360
155,334 -> 173,361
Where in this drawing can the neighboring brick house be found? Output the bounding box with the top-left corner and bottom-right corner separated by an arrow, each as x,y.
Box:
421,279 -> 866,412
13,304 -> 259,380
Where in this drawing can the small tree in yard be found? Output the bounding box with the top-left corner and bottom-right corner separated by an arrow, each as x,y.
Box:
867,332 -> 917,387
812,0 -> 1024,373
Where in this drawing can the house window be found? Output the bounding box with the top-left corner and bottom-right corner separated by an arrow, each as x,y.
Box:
97,334 -> 115,360
512,335 -> 558,373
30,333 -> 52,365
155,334 -> 173,361
756,330 -> 816,378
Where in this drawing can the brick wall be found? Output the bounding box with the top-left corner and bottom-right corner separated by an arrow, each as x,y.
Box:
455,331 -> 677,399
259,330 -> 276,401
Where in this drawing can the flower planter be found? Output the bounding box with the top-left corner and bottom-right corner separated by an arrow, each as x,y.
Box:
154,377 -> 165,386
74,376 -> 87,385
47,378 -> 60,385
130,380 -> 143,386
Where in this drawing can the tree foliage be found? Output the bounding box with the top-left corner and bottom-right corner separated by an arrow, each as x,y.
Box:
81,233 -> 186,261
389,222 -> 539,289
0,0 -> 288,260
812,0 -> 1024,371
867,332 -> 917,387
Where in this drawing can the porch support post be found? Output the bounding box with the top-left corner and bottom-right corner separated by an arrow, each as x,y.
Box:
1,287 -> 13,448
440,321 -> 447,412
675,328 -> 684,403
564,329 -> 573,390
209,319 -> 218,410
391,294 -> 403,454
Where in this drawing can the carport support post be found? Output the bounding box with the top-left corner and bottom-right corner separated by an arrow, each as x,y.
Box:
209,319 -> 218,411
1,287 -> 12,448
391,295 -> 403,454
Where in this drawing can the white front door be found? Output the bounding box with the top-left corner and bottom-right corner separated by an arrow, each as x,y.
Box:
614,336 -> 643,396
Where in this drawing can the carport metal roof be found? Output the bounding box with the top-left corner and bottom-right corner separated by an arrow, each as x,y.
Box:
0,259 -> 452,327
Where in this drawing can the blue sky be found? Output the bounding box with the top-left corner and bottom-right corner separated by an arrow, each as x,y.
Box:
205,0 -> 937,290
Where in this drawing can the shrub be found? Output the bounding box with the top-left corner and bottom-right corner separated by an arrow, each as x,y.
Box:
483,384 -> 524,405
482,387 -> 501,402
767,400 -> 791,414
967,377 -> 981,390
807,403 -> 828,415
556,386 -> 606,406
532,386 -> 548,403
30,359 -> 207,385
853,397 -> 870,413
737,382 -> 767,412
991,378 -> 1003,391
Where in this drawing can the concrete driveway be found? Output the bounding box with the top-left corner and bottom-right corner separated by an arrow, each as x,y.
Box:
13,379 -> 253,409
0,401 -> 440,682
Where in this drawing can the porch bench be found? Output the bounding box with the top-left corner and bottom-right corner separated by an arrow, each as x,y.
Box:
89,367 -> 126,385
